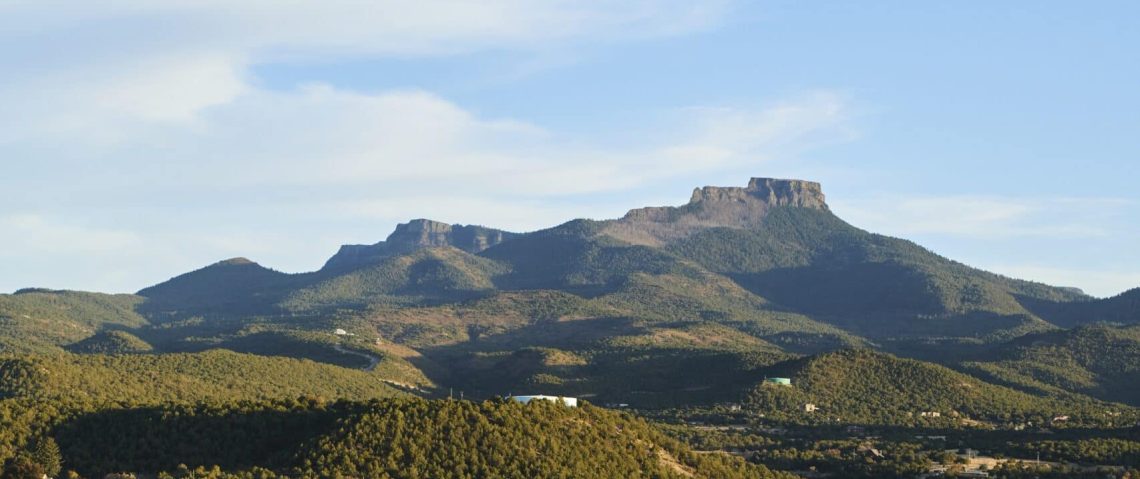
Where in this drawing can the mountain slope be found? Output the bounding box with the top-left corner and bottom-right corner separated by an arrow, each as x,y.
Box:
0,290 -> 147,353
1020,288 -> 1140,328
0,349 -> 402,404
323,219 -> 518,272
285,246 -> 509,311
127,177 -> 1102,345
745,349 -> 1135,427
963,324 -> 1140,406
43,398 -> 791,478
632,183 -> 1085,340
66,330 -> 153,354
136,257 -> 296,318
2,176 -> 1133,411
299,399 -> 790,479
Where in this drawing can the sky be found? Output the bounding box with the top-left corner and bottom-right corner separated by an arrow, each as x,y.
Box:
1,1 -> 1137,297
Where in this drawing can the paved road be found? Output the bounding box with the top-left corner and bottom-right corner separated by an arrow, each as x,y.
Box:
332,343 -> 379,371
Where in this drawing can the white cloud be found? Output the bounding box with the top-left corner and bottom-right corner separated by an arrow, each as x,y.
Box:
15,84 -> 851,196
832,196 -> 1129,239
0,1 -> 731,141
0,0 -> 864,293
0,83 -> 852,293
0,214 -> 142,255
94,54 -> 249,122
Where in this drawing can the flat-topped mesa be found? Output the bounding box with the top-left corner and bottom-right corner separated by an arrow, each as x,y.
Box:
322,219 -> 517,271
604,177 -> 830,246
689,178 -> 828,210
387,219 -> 516,253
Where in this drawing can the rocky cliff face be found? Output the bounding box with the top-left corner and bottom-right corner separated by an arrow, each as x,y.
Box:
692,177 -> 828,209
322,178 -> 827,267
601,178 -> 829,246
386,220 -> 515,253
322,220 -> 517,271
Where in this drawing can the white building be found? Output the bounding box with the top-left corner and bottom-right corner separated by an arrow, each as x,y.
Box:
510,395 -> 578,407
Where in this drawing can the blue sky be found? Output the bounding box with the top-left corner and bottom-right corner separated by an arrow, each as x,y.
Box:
1,1 -> 1137,297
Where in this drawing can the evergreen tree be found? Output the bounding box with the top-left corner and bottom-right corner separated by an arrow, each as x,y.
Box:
31,437 -> 62,478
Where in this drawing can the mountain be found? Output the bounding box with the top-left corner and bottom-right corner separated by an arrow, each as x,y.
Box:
599,177 -> 830,246
128,177 -> 1096,343
136,257 -> 294,318
1019,288 -> 1140,328
963,324 -> 1140,406
3,176 -> 1134,409
0,289 -> 147,353
322,219 -> 518,272
2,176 -> 1139,476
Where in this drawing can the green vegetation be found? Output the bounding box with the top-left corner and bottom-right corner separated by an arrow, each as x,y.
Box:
66,330 -> 153,354
0,350 -> 401,404
667,207 -> 1080,340
660,424 -> 1140,479
137,258 -> 295,319
1022,288 -> 1140,328
3,397 -> 791,479
744,349 -> 1135,427
284,247 -> 509,312
0,290 -> 147,353
299,398 -> 790,479
964,324 -> 1140,406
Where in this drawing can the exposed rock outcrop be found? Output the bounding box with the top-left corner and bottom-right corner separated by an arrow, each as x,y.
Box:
600,177 -> 829,246
322,220 -> 517,271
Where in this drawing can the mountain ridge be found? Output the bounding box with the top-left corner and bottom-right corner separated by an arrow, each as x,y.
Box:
322,219 -> 519,272
3,176 -> 1138,409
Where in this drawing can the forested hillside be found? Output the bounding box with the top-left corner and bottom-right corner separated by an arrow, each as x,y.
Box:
4,397 -> 791,479
0,290 -> 147,353
0,350 -> 402,404
744,349 -> 1136,427
1021,288 -> 1140,328
964,325 -> 1140,406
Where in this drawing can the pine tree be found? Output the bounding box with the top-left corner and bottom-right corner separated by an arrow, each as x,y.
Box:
31,437 -> 62,478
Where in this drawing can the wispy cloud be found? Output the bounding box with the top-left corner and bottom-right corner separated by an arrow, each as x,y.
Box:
833,195 -> 1133,239
0,2 -> 731,141
0,1 -> 864,293
0,215 -> 142,255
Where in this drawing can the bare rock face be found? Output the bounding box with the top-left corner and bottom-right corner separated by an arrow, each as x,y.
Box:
386,219 -> 514,252
601,177 -> 829,246
322,178 -> 825,267
692,178 -> 828,209
322,219 -> 517,271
